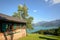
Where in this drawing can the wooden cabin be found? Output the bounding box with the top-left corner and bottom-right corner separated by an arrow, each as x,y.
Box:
0,13 -> 26,40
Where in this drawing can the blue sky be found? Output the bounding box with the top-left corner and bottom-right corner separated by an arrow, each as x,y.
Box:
0,0 -> 60,23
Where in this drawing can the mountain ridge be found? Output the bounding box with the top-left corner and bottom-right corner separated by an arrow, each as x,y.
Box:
33,19 -> 60,27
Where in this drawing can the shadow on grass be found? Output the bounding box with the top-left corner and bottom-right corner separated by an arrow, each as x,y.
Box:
39,37 -> 57,40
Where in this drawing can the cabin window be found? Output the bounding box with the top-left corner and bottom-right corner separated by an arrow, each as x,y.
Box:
14,24 -> 17,30
16,24 -> 22,29
13,24 -> 25,29
0,24 -> 2,32
17,24 -> 20,28
2,23 -> 8,32
15,24 -> 23,29
0,23 -> 10,32
20,24 -> 23,27
20,24 -> 25,28
6,24 -> 14,32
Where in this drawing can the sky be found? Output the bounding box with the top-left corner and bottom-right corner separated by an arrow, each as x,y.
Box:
0,0 -> 60,23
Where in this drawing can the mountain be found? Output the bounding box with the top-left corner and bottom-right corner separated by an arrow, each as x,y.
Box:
42,20 -> 60,27
33,19 -> 60,27
32,21 -> 47,27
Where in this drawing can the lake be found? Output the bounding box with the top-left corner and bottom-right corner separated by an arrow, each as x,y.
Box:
27,26 -> 59,33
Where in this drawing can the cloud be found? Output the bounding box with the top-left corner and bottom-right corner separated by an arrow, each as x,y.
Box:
52,0 -> 60,4
44,0 -> 60,5
33,10 -> 37,12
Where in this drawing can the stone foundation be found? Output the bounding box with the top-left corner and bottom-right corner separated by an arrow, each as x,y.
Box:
0,28 -> 26,40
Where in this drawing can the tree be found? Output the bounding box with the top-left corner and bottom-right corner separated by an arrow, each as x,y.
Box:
12,4 -> 33,29
22,4 -> 28,19
26,17 -> 33,29
13,5 -> 23,19
55,27 -> 60,36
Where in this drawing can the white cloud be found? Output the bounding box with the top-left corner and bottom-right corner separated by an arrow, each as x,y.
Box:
44,0 -> 60,5
33,10 -> 37,12
52,0 -> 60,4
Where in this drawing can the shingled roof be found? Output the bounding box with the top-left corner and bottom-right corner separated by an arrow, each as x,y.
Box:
0,13 -> 26,23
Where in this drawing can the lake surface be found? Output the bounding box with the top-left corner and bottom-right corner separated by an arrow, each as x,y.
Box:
27,26 -> 58,33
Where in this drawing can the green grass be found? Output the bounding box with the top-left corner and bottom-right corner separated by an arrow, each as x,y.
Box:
18,34 -> 60,40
